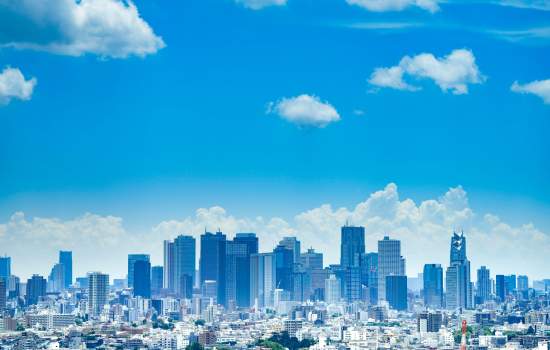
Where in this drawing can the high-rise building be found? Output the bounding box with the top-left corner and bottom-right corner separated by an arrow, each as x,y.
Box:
325,274 -> 341,304
417,311 -> 443,333
200,231 -> 227,306
344,266 -> 362,302
225,233 -> 258,308
517,275 -> 529,291
361,252 -> 378,303
423,264 -> 443,308
377,236 -> 405,302
88,272 -> 109,317
496,275 -> 506,301
48,263 -> 65,293
0,256 -> 10,280
292,270 -> 312,302
445,232 -> 472,310
59,251 -> 72,289
133,259 -> 151,298
476,266 -> 491,304
505,275 -> 517,293
386,275 -> 407,311
163,240 -> 175,291
279,237 -> 301,267
274,244 -> 294,293
0,278 -> 6,310
250,252 -> 276,308
151,266 -> 163,294
300,248 -> 323,270
26,274 -> 47,306
127,254 -> 150,288
169,235 -> 197,297
340,226 -> 365,268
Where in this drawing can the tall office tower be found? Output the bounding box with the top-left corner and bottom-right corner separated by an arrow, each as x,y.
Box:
0,256 -> 10,280
250,252 -> 276,308
309,268 -> 329,301
293,270 -> 312,302
495,275 -> 506,301
423,264 -> 443,308
325,274 -> 341,304
48,263 -> 65,293
7,275 -> 19,299
344,266 -> 362,302
274,244 -> 294,293
386,275 -> 407,311
445,232 -> 472,309
26,274 -> 47,306
164,236 -> 196,295
340,226 -> 365,268
300,248 -> 323,270
0,278 -> 6,310
476,266 -> 491,304
201,280 -> 218,301
200,231 -> 227,306
59,251 -> 73,289
151,266 -> 163,294
128,254 -> 150,288
517,275 -> 529,291
225,233 -> 258,308
279,237 -> 301,267
133,259 -> 151,298
505,275 -> 517,293
361,252 -> 378,303
377,236 -> 405,302
88,272 -> 109,317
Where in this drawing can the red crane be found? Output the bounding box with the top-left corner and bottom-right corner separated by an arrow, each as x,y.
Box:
460,320 -> 467,350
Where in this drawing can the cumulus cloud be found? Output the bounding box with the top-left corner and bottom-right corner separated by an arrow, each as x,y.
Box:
0,67 -> 36,105
2,185 -> 549,279
0,0 -> 165,58
511,79 -> 550,104
234,0 -> 287,10
267,94 -> 341,128
369,49 -> 485,94
346,0 -> 439,13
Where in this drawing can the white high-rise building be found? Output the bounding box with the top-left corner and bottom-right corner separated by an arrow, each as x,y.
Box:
250,252 -> 276,308
325,274 -> 341,304
377,236 -> 405,302
88,272 -> 109,317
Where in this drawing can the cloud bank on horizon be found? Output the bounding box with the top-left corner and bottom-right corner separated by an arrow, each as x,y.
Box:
1,184 -> 548,280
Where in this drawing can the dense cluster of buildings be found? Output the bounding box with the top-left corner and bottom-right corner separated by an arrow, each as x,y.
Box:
0,227 -> 549,349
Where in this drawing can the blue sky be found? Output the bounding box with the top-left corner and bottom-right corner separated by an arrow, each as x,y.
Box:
0,0 -> 549,279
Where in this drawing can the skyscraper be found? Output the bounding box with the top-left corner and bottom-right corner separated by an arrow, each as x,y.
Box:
172,235 -> 196,297
133,259 -> 151,298
423,264 -> 443,308
445,232 -> 472,310
59,251 -> 73,289
325,274 -> 341,304
505,275 -> 517,293
88,272 -> 109,317
0,256 -> 11,280
250,252 -> 276,308
200,231 -> 227,306
48,263 -> 65,293
386,275 -> 407,311
517,275 -> 529,291
361,252 -> 378,303
340,226 -> 365,268
26,274 -> 47,306
377,236 -> 405,302
274,244 -> 294,293
128,254 -> 150,288
226,233 -> 258,308
496,275 -> 506,301
151,266 -> 163,294
0,278 -> 6,310
300,248 -> 323,270
476,266 -> 491,304
163,240 -> 175,291
279,237 -> 301,267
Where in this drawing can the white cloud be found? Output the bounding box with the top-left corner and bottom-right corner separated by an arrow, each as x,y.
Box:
346,0 -> 439,13
234,0 -> 287,10
369,49 -> 485,94
511,79 -> 550,104
497,0 -> 550,11
268,94 -> 341,128
0,0 -> 165,58
0,67 -> 37,105
2,185 -> 549,280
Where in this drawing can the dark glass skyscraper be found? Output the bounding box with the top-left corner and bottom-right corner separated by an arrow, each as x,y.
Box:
26,274 -> 47,306
386,275 -> 407,311
496,274 -> 506,301
133,259 -> 151,298
0,256 -> 11,280
423,264 -> 443,308
128,254 -> 150,288
151,265 -> 163,294
59,251 -> 72,289
226,233 -> 258,308
164,235 -> 196,296
274,244 -> 294,293
378,236 -> 405,302
476,266 -> 491,304
361,252 -> 378,303
340,226 -> 365,268
200,231 -> 227,306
